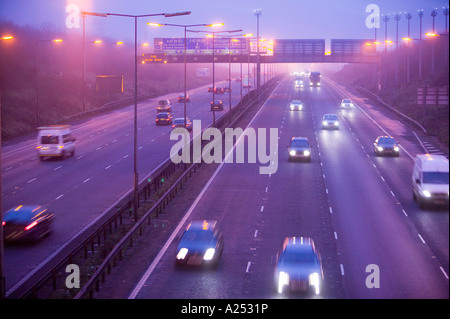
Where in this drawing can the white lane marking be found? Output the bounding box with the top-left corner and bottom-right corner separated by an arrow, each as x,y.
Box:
246,261 -> 252,273
27,178 -> 37,184
82,178 -> 90,183
56,194 -> 64,200
340,264 -> 345,276
418,234 -> 426,244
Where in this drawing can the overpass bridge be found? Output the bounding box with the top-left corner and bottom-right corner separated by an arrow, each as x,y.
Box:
140,38 -> 381,64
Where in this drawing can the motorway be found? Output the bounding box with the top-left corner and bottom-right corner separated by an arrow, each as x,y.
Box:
126,76 -> 449,299
1,79 -> 244,294
2,75 -> 449,298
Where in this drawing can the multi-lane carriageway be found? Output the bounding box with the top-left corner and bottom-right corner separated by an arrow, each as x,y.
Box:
2,76 -> 448,299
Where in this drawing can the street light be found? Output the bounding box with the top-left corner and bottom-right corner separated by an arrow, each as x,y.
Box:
86,10 -> 191,220
253,9 -> 262,91
35,38 -> 63,127
187,29 -> 242,127
148,22 -> 223,128
0,32 -> 14,300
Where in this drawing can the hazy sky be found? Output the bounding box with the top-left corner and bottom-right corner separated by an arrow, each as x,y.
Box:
1,0 -> 448,46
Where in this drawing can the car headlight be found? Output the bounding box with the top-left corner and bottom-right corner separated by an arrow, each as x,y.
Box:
203,248 -> 215,261
304,150 -> 311,156
377,146 -> 384,152
278,271 -> 289,294
322,121 -> 327,126
394,146 -> 399,152
290,105 -> 294,110
176,248 -> 188,260
423,190 -> 431,198
341,103 -> 345,107
334,121 -> 339,126
309,272 -> 320,295
289,150 -> 296,156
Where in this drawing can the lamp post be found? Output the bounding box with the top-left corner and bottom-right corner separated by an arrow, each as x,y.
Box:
188,29 -> 242,127
0,33 -> 14,300
35,38 -> 63,127
418,10 -> 424,80
253,9 -> 262,91
431,9 -> 438,75
86,10 -> 191,220
148,22 -> 223,128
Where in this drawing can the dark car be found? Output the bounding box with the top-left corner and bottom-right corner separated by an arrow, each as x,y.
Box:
223,86 -> 232,93
288,137 -> 311,162
275,237 -> 323,295
214,86 -> 224,94
178,94 -> 190,103
374,136 -> 400,157
321,114 -> 339,130
175,220 -> 224,267
3,205 -> 54,242
172,117 -> 193,131
208,87 -> 214,93
156,112 -> 173,125
210,100 -> 224,111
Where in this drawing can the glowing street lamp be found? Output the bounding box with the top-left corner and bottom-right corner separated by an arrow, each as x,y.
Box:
147,22 -> 223,128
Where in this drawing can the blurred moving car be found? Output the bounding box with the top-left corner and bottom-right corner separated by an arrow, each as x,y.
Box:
288,137 -> 311,162
289,100 -> 303,111
340,99 -> 354,108
210,100 -> 224,111
373,136 -> 400,157
275,237 -> 323,295
36,125 -> 76,161
3,205 -> 54,242
322,114 -> 339,130
155,112 -> 173,125
175,220 -> 224,267
172,117 -> 193,131
178,94 -> 190,103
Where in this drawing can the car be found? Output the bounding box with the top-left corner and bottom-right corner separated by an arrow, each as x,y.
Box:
36,125 -> 76,160
172,117 -> 193,131
373,136 -> 400,157
178,94 -> 190,103
322,114 -> 339,130
210,100 -> 224,111
175,220 -> 224,267
214,86 -> 224,94
412,154 -> 449,208
288,137 -> 311,162
294,79 -> 304,88
289,100 -> 303,111
243,82 -> 252,88
155,112 -> 173,125
156,99 -> 172,113
223,86 -> 232,93
2,205 -> 54,242
275,237 -> 323,295
340,99 -> 354,108
208,87 -> 214,93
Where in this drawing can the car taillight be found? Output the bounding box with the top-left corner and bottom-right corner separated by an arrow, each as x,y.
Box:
2,221 -> 5,226
25,221 -> 38,231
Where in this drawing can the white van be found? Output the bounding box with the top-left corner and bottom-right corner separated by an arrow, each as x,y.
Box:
36,125 -> 76,160
412,154 -> 449,208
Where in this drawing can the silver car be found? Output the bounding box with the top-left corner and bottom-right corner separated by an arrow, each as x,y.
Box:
288,137 -> 311,162
322,114 -> 339,130
275,237 -> 323,295
289,100 -> 303,111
